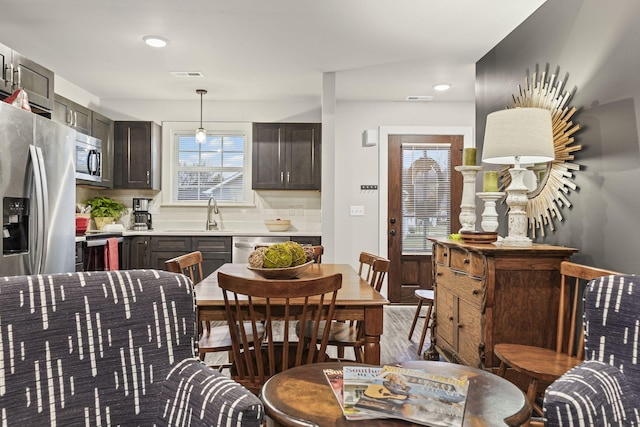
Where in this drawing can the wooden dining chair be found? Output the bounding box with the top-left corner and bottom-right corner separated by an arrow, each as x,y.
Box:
311,245 -> 324,263
299,252 -> 390,362
165,251 -> 264,369
494,260 -> 621,416
218,271 -> 342,395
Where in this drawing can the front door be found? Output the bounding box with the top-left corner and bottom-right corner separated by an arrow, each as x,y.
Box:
387,134 -> 463,303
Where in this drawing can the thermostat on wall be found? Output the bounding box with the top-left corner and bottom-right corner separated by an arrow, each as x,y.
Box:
362,129 -> 378,147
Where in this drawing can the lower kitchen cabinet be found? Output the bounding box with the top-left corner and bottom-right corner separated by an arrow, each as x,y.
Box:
128,236 -> 151,269
193,236 -> 233,275
128,236 -> 231,277
429,238 -> 577,370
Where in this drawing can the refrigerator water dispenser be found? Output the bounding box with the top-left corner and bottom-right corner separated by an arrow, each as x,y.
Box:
3,197 -> 29,255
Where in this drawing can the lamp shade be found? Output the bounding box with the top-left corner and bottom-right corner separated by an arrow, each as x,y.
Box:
482,108 -> 554,165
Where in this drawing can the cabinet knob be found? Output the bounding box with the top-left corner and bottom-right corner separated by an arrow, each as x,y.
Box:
146,170 -> 150,185
448,316 -> 454,322
472,289 -> 479,295
443,253 -> 448,257
436,272 -> 442,276
464,259 -> 470,264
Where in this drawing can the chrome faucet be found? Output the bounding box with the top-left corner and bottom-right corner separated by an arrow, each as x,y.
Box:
206,196 -> 219,230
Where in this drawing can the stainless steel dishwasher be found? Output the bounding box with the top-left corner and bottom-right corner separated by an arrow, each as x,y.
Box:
232,236 -> 290,263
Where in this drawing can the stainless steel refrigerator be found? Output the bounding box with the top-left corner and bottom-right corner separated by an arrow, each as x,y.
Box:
1,101 -> 75,275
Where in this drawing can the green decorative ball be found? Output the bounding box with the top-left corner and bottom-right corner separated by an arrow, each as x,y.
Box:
285,241 -> 307,266
263,244 -> 293,268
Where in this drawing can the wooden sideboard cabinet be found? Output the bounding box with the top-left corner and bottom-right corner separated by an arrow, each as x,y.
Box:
429,238 -> 577,370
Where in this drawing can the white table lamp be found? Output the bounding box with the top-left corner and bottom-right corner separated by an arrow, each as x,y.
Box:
482,108 -> 554,246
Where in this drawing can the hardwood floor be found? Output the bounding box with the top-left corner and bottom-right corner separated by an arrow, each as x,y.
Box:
203,305 -> 432,367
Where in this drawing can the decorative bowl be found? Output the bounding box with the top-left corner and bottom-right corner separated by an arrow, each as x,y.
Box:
247,260 -> 315,279
460,230 -> 498,244
264,219 -> 291,232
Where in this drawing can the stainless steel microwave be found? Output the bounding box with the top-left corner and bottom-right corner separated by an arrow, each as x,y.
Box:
75,132 -> 102,183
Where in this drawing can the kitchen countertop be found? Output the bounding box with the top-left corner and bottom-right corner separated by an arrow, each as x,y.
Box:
77,229 -> 320,238
122,229 -> 320,237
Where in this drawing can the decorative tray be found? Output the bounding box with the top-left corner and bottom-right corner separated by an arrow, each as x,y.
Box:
460,230 -> 498,244
247,260 -> 315,279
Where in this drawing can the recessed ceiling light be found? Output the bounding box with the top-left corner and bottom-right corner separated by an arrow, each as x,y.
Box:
433,83 -> 452,91
143,35 -> 170,48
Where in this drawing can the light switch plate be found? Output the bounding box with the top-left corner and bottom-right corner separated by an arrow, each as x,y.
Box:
350,205 -> 365,216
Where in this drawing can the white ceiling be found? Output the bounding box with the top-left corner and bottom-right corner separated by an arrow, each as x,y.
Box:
1,0 -> 545,103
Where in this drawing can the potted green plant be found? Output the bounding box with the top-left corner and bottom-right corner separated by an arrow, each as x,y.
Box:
85,196 -> 127,230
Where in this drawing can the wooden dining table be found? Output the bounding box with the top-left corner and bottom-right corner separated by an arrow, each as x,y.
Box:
194,263 -> 390,364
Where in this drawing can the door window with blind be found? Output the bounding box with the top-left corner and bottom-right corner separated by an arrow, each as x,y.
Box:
402,143 -> 452,253
165,122 -> 252,205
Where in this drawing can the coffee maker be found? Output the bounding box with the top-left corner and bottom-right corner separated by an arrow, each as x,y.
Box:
132,198 -> 152,230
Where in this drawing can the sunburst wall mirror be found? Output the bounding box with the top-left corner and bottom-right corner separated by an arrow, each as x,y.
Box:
498,68 -> 581,238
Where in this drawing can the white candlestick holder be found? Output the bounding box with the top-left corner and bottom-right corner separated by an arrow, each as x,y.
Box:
476,192 -> 505,233
454,165 -> 483,232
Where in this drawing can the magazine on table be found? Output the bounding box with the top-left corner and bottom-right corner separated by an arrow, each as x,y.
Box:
323,366 -> 385,420
353,365 -> 469,427
322,368 -> 382,420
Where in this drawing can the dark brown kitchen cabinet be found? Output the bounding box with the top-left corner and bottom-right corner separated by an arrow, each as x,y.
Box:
114,121 -> 161,190
129,236 -> 231,277
53,94 -> 91,134
1,42 -> 54,113
193,237 -> 232,276
149,236 -> 190,271
252,123 -> 321,190
91,111 -> 115,188
128,236 -> 150,269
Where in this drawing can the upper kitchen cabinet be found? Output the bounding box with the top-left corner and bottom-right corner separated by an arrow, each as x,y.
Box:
114,121 -> 161,190
91,111 -> 115,188
252,123 -> 321,190
0,42 -> 54,113
53,94 -> 91,134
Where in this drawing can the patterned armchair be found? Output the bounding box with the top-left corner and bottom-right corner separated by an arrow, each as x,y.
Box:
543,274 -> 640,426
0,270 -> 263,426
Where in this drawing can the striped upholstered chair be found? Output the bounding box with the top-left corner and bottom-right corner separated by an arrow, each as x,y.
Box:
0,270 -> 263,426
543,274 -> 640,426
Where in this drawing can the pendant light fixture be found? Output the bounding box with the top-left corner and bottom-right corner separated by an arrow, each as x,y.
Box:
195,89 -> 207,143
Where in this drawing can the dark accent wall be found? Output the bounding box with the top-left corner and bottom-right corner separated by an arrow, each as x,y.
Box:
476,0 -> 640,273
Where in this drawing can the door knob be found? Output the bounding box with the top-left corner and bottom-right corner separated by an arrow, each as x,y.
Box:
390,217 -> 396,224
390,229 -> 396,236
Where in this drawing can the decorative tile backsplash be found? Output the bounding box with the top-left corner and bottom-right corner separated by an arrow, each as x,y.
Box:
76,187 -> 321,232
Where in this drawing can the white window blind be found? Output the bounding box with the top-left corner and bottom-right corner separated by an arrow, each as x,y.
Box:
401,142 -> 451,253
173,132 -> 246,202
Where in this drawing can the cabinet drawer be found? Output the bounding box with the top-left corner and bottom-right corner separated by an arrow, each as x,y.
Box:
435,285 -> 455,348
448,248 -> 484,278
150,236 -> 190,252
436,268 -> 484,308
434,244 -> 448,266
192,236 -> 232,252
